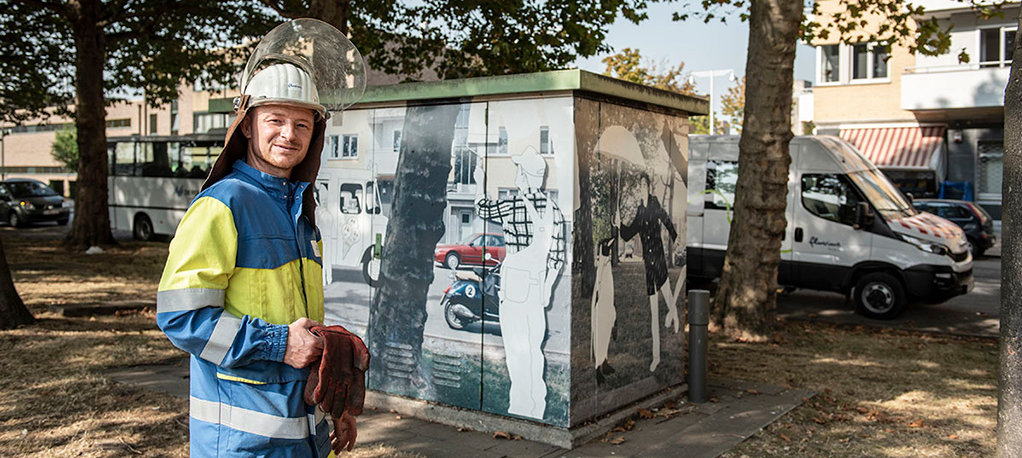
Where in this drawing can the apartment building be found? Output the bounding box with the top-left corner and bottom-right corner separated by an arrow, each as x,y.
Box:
0,82 -> 236,197
812,0 -> 1016,223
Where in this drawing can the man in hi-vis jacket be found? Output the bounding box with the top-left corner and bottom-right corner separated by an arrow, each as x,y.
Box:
156,57 -> 356,456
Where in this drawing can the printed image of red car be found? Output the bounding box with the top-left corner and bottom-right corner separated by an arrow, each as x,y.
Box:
434,233 -> 506,269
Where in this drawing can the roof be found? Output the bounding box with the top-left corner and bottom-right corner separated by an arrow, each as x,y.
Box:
210,69 -> 708,116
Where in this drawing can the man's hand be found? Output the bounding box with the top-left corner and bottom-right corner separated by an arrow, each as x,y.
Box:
283,318 -> 324,369
330,411 -> 357,453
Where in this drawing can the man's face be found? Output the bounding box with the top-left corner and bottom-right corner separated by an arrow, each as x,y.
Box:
242,104 -> 316,178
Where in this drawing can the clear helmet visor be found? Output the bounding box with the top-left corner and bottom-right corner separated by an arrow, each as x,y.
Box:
240,18 -> 367,114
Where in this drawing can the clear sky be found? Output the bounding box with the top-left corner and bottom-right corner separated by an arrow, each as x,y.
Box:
572,3 -> 816,115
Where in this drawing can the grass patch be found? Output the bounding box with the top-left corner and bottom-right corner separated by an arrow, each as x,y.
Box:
716,321 -> 996,457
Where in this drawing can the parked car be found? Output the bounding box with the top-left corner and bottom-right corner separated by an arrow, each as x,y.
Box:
434,233 -> 506,269
0,179 -> 70,227
912,198 -> 996,257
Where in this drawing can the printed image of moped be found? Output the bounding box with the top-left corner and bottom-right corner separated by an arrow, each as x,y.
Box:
441,255 -> 502,332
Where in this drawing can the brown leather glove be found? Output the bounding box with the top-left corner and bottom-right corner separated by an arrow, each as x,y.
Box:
303,325 -> 370,417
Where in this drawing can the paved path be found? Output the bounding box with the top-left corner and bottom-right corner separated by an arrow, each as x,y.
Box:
107,359 -> 809,457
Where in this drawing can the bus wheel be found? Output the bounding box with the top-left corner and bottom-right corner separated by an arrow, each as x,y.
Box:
853,272 -> 906,320
362,246 -> 381,287
133,214 -> 154,241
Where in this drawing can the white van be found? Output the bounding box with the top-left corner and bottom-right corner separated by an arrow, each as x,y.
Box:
686,135 -> 973,319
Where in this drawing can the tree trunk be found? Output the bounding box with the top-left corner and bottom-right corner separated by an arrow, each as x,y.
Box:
0,236 -> 32,330
65,0 -> 114,249
998,8 -> 1022,456
367,103 -> 459,392
307,0 -> 351,34
711,0 -> 801,341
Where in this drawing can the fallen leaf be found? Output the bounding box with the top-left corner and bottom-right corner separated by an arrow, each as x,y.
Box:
747,389 -> 760,395
856,406 -> 869,414
709,398 -> 719,403
638,409 -> 655,419
948,434 -> 959,440
813,417 -> 827,425
839,438 -> 850,443
779,432 -> 791,442
908,419 -> 924,428
609,436 -> 626,445
493,431 -> 512,440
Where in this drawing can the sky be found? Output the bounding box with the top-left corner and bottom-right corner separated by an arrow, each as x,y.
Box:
572,3 -> 816,115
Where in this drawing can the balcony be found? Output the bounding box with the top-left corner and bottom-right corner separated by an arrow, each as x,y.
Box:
901,64 -> 1009,111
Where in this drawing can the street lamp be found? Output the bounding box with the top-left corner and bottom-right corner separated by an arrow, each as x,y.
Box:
688,69 -> 737,135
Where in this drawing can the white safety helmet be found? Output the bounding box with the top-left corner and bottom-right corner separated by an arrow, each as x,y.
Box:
243,62 -> 326,119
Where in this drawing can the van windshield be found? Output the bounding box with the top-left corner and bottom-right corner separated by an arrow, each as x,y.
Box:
846,168 -> 917,220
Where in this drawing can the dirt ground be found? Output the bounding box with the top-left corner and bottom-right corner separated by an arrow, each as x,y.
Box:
0,225 -> 998,456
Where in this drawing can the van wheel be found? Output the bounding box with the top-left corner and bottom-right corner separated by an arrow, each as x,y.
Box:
361,246 -> 381,287
9,212 -> 23,228
853,272 -> 906,320
133,214 -> 154,241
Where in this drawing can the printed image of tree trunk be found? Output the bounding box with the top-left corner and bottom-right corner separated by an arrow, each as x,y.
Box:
0,238 -> 32,330
998,8 -> 1022,456
64,0 -> 114,249
367,103 -> 460,391
711,0 -> 801,341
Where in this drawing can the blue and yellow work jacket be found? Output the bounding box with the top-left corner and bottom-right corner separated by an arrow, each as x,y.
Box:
157,159 -> 329,457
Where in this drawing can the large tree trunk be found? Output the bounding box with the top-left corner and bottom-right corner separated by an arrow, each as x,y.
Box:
0,237 -> 32,330
998,8 -> 1022,455
65,0 -> 114,249
367,103 -> 459,392
711,0 -> 801,341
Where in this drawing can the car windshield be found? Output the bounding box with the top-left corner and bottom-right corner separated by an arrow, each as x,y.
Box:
845,168 -> 917,220
6,181 -> 57,198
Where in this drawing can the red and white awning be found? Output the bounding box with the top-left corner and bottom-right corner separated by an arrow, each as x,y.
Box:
840,126 -> 945,169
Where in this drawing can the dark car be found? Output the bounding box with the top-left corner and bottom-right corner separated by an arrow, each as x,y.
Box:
0,178 -> 71,227
434,233 -> 506,269
912,198 -> 996,257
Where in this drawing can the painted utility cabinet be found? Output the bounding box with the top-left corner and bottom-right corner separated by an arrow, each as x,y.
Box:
316,69 -> 707,437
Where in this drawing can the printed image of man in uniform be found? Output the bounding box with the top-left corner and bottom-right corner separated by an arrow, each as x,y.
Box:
156,20 -> 365,457
620,172 -> 679,372
475,146 -> 566,420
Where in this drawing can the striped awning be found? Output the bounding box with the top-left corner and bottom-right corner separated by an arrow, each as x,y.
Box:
840,126 -> 945,169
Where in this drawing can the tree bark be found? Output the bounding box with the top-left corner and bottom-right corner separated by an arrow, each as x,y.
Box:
367,103 -> 459,392
65,0 -> 115,249
0,237 -> 33,330
998,8 -> 1022,456
711,0 -> 801,341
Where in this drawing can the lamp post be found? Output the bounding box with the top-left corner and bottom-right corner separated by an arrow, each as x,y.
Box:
689,69 -> 737,135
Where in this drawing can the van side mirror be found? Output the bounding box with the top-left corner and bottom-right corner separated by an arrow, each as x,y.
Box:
854,202 -> 875,229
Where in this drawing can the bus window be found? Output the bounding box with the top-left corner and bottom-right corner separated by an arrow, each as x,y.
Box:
113,143 -> 136,176
340,183 -> 363,215
182,146 -> 215,178
140,142 -> 174,177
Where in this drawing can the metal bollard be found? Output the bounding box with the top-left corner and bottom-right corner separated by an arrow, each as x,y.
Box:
687,289 -> 710,403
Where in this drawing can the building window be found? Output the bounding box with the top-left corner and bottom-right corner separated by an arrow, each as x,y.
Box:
342,134 -> 358,158
453,149 -> 477,185
980,26 -> 1016,68
170,100 -> 179,135
393,129 -> 402,152
821,45 -> 840,82
149,114 -> 158,135
193,113 -> 230,134
977,141 -> 1003,202
851,43 -> 889,80
540,126 -> 552,155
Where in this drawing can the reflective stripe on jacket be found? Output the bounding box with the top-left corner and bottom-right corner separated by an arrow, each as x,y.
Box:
157,160 -> 328,457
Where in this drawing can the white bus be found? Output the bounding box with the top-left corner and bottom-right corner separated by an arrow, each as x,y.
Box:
107,134 -> 221,240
